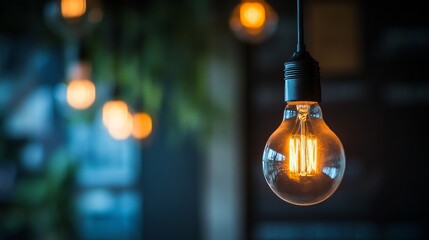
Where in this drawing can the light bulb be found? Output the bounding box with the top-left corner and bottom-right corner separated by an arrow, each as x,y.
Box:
240,2 -> 266,29
229,0 -> 278,44
102,100 -> 133,140
262,0 -> 345,206
61,0 -> 86,19
262,101 -> 345,206
102,100 -> 129,127
66,79 -> 96,109
261,51 -> 346,206
132,112 -> 153,139
44,0 -> 103,38
66,61 -> 96,109
107,112 -> 133,140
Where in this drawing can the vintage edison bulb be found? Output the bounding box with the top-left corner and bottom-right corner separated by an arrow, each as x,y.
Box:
262,101 -> 345,206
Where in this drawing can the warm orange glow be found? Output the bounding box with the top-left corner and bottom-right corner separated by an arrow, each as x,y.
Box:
288,101 -> 318,105
103,101 -> 133,140
107,112 -> 134,140
132,113 -> 152,139
102,101 -> 129,127
61,0 -> 86,18
289,135 -> 317,177
240,2 -> 266,29
288,104 -> 318,178
67,79 -> 96,109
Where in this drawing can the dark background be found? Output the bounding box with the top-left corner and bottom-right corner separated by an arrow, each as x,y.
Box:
245,0 -> 429,239
1,0 -> 429,239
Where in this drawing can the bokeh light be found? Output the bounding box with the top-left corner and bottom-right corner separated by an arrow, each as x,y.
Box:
66,79 -> 96,110
107,112 -> 133,140
229,0 -> 278,44
61,0 -> 86,18
102,100 -> 133,140
132,112 -> 152,139
240,2 -> 266,29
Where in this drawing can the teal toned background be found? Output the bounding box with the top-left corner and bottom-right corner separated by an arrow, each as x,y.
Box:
1,0 -> 428,239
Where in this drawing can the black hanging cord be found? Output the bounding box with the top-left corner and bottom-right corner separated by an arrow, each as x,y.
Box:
112,14 -> 121,99
283,0 -> 321,102
297,0 -> 305,52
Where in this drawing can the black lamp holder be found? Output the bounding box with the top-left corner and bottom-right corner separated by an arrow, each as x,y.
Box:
284,0 -> 321,102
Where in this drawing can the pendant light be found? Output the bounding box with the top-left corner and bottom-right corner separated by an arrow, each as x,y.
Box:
132,112 -> 153,140
229,0 -> 278,44
66,63 -> 96,110
44,0 -> 103,39
262,0 -> 346,206
103,100 -> 134,140
131,81 -> 153,140
66,44 -> 96,110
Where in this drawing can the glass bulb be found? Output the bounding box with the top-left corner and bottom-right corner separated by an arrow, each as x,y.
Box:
262,101 -> 345,206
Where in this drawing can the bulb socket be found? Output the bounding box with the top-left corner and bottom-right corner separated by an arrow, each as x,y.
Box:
284,51 -> 321,102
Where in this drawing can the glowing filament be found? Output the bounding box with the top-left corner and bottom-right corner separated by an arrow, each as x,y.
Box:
61,0 -> 86,18
289,135 -> 317,176
240,2 -> 266,29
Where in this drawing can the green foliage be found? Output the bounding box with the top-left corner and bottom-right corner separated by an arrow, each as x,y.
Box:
87,0 -> 218,144
1,148 -> 77,240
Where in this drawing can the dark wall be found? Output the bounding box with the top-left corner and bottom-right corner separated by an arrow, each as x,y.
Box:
245,0 -> 429,239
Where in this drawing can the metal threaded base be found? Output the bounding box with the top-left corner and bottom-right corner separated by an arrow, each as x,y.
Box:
284,51 -> 321,102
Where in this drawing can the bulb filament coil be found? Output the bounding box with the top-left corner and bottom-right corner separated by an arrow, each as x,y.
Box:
289,104 -> 317,178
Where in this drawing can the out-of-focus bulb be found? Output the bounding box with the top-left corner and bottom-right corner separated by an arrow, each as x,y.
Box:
107,112 -> 133,140
240,2 -> 266,28
66,79 -> 96,109
262,101 -> 345,206
230,0 -> 278,44
102,100 -> 133,140
61,0 -> 86,18
132,112 -> 152,139
44,0 -> 102,38
66,61 -> 95,110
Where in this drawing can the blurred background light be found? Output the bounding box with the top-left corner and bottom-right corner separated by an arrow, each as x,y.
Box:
230,0 -> 278,44
67,79 -> 96,109
132,112 -> 152,140
107,111 -> 133,140
102,100 -> 133,140
61,0 -> 86,19
102,100 -> 129,128
1,0 -> 429,239
66,61 -> 95,110
44,0 -> 103,38
240,2 -> 266,29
